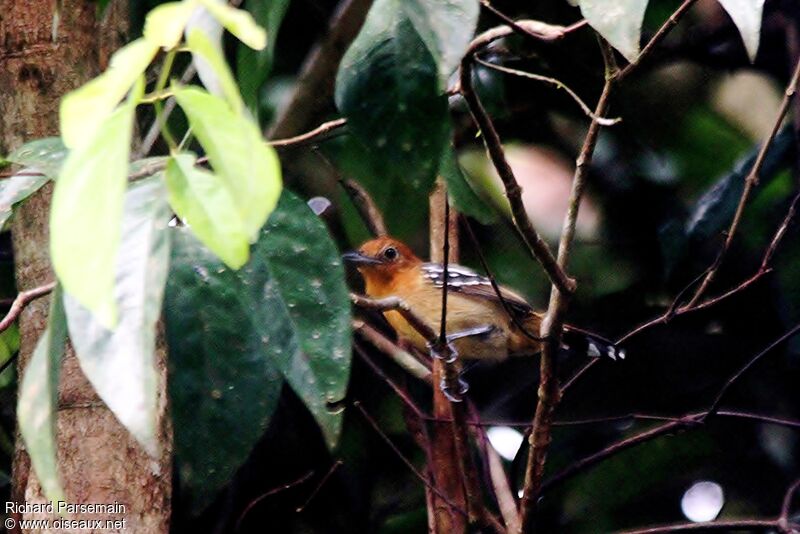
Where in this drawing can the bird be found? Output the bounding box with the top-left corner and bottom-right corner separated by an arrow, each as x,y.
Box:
344,236 -> 624,363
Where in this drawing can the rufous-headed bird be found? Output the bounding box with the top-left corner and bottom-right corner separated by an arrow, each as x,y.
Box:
344,236 -> 623,362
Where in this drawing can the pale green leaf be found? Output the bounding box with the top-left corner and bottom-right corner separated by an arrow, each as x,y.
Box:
7,137 -> 68,178
165,153 -> 249,268
63,179 -> 170,457
718,0 -> 764,62
60,38 -> 156,148
173,86 -> 282,241
197,0 -> 267,50
18,285 -> 67,504
186,29 -> 245,113
578,0 -> 649,62
51,100 -> 136,327
143,1 -> 196,49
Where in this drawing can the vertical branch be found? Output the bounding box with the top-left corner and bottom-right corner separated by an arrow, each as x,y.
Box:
428,180 -> 468,533
459,34 -> 576,296
518,39 -> 616,533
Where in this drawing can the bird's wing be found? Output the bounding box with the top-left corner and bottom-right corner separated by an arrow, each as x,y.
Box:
420,263 -> 534,318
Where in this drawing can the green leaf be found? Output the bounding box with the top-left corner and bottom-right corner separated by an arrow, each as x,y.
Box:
576,0 -> 649,62
0,138 -> 69,230
718,0 -> 764,62
165,153 -> 249,268
7,138 -> 68,178
143,1 -> 195,49
173,86 -> 282,241
62,179 -> 170,457
165,228 -> 283,511
236,0 -> 289,113
186,29 -> 245,113
197,0 -> 267,50
0,325 -> 20,389
60,38 -> 156,148
440,146 -> 497,225
164,191 -> 352,482
51,96 -> 137,327
399,0 -> 479,85
686,125 -> 793,244
18,285 -> 67,504
256,191 -> 352,448
335,0 -> 452,193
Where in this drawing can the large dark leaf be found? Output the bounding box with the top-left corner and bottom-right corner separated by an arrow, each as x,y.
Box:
335,0 -> 477,191
164,190 -> 351,510
63,178 -> 170,457
256,191 -> 352,448
686,126 -> 794,244
165,229 -> 284,511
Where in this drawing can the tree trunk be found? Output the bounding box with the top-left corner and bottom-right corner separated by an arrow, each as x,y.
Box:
0,1 -> 172,532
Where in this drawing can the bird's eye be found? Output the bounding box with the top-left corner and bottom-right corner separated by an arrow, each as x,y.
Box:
383,247 -> 398,260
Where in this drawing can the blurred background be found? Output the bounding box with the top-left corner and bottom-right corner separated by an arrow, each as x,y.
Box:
3,0 -> 800,532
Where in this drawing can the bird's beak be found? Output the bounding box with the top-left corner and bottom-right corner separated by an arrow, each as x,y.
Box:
342,251 -> 382,265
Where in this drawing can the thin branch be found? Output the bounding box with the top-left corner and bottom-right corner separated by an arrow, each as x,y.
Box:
460,28 -> 576,296
353,342 -> 428,417
352,321 -> 431,381
478,1 -> 587,42
618,0 -> 699,79
474,57 -> 621,126
295,460 -> 344,513
462,216 -> 544,342
353,401 -> 470,520
350,294 -> 438,343
780,478 -> 800,532
312,148 -> 387,236
542,418 -> 691,493
0,281 -> 56,334
235,470 -> 315,532
616,518 -> 788,534
705,321 -> 800,417
684,57 -> 800,309
271,118 -> 348,148
137,62 -> 197,158
519,38 -> 616,533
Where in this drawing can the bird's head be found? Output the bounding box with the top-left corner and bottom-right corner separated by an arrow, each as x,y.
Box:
343,236 -> 421,291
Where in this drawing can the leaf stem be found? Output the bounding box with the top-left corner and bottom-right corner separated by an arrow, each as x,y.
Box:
154,49 -> 179,151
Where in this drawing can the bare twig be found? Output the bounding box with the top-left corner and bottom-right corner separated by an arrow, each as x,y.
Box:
518,38 -> 615,533
352,321 -> 431,381
295,460 -> 343,513
235,470 -> 315,532
684,57 -> 800,309
780,478 -> 800,532
478,1 -> 587,42
0,281 -> 56,334
312,149 -> 387,236
474,57 -> 621,126
267,0 -> 372,140
460,29 -> 576,296
618,0 -> 699,79
616,518 -> 790,534
353,401 -> 470,519
462,216 -> 543,342
350,294 -> 438,343
271,118 -> 348,148
705,321 -> 800,418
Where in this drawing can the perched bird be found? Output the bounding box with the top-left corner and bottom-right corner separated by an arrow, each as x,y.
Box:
344,236 -> 623,362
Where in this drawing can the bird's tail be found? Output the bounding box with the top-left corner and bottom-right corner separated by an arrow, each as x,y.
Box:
561,324 -> 625,361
